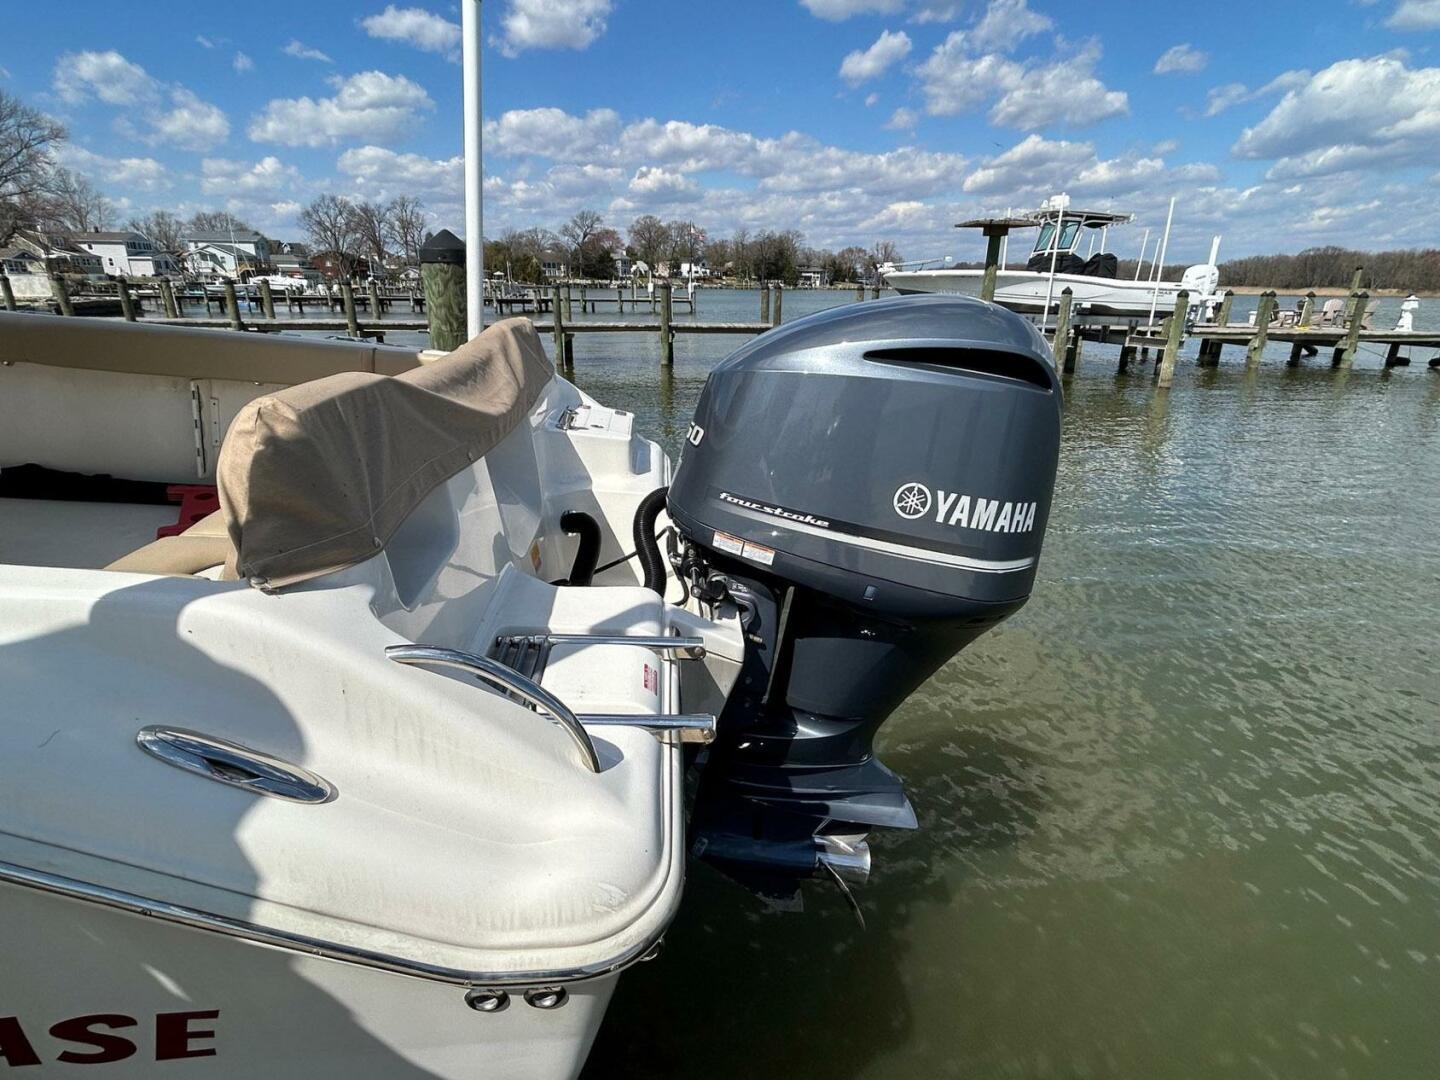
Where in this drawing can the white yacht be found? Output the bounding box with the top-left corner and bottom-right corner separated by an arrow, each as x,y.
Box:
884,200 -> 1222,322
0,292 -> 1064,1078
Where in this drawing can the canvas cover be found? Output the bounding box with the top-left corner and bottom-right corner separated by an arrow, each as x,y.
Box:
218,318 -> 553,587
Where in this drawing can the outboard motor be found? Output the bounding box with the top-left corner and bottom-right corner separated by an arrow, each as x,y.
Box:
667,295 -> 1062,896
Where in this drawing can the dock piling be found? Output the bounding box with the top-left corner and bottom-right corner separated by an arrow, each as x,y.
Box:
368,280 -> 383,324
1216,289 -> 1234,327
1158,289 -> 1189,388
1246,291 -> 1276,369
1052,288 -> 1074,371
420,229 -> 467,352
760,284 -> 770,323
116,278 -> 137,322
50,275 -> 73,316
259,280 -> 276,321
773,282 -> 784,326
659,281 -> 674,366
552,285 -> 567,367
0,275 -> 14,311
1298,291 -> 1315,329
1335,291 -> 1368,368
160,279 -> 179,318
855,284 -> 864,303
340,283 -> 359,338
222,281 -> 244,332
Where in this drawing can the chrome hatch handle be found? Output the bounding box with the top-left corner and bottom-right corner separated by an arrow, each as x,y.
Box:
136,727 -> 336,804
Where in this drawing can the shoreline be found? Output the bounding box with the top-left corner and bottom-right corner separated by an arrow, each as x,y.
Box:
1224,284 -> 1436,298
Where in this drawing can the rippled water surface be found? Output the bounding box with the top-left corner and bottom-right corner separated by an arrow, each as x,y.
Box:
318,287 -> 1440,1077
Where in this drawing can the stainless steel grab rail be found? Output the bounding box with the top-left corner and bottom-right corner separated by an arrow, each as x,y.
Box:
576,714 -> 716,744
385,645 -> 602,773
541,634 -> 706,659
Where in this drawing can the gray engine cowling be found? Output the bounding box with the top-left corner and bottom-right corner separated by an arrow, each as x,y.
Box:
669,295 -> 1062,889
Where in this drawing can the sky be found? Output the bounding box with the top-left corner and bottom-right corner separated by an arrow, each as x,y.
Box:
5,0 -> 1440,264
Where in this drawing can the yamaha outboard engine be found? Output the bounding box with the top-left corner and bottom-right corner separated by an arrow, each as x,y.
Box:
668,295 -> 1062,894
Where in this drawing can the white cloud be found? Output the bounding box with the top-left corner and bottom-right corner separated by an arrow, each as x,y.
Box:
909,1 -> 963,23
55,145 -> 171,193
969,0 -> 1052,52
248,71 -> 434,147
629,166 -> 699,200
494,0 -> 612,57
200,156 -> 304,197
839,29 -> 912,86
1387,0 -> 1440,28
337,144 -> 464,199
1154,43 -> 1207,75
864,92 -> 879,106
884,106 -> 918,130
233,51 -> 254,73
800,0 -> 904,19
1204,70 -> 1309,116
960,133 -> 1215,204
52,51 -> 229,150
486,106 -> 622,160
988,43 -> 1128,127
360,5 -> 462,61
150,88 -> 231,150
917,35 -> 1125,126
195,35 -> 217,49
1232,55 -> 1440,180
282,40 -> 333,63
53,50 -> 159,106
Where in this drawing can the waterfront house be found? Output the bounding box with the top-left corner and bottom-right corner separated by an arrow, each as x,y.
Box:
798,264 -> 831,288
62,231 -> 181,277
11,230 -> 105,277
0,246 -> 61,300
182,230 -> 273,280
540,251 -> 570,280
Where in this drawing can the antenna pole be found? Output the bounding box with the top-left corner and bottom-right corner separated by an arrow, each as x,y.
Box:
1146,196 -> 1176,327
462,0 -> 484,339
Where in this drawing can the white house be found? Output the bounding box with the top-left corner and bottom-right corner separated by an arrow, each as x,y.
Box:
62,231 -> 181,277
12,230 -> 105,277
182,231 -> 273,279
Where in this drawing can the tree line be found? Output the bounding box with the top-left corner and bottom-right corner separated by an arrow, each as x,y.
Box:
484,208 -> 905,286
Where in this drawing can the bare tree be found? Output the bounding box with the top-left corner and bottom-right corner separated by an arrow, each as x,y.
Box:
50,168 -> 112,232
350,200 -> 391,273
559,209 -> 603,255
628,214 -> 668,269
299,194 -> 359,274
127,210 -> 184,253
0,89 -> 68,243
870,240 -> 902,271
187,210 -> 253,234
386,195 -> 426,265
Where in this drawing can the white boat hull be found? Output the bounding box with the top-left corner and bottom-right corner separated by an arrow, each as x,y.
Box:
885,267 -> 1201,319
0,883 -> 613,1078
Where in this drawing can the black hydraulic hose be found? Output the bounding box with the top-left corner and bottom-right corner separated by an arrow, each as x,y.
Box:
559,510 -> 600,586
634,486 -> 669,594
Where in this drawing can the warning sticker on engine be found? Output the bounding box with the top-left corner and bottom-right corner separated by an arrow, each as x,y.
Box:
643,663 -> 659,695
711,530 -> 745,557
741,541 -> 776,566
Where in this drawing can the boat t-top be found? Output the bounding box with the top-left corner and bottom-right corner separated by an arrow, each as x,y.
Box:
883,194 -> 1222,324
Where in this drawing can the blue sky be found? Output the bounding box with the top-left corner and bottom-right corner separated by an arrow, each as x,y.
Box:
4,0 -> 1440,262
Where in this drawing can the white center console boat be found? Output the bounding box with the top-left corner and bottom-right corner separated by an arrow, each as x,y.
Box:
0,295 -> 1063,1077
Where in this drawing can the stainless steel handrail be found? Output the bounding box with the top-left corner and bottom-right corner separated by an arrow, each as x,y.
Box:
575,714 -> 716,744
385,645 -> 601,773
541,634 -> 706,659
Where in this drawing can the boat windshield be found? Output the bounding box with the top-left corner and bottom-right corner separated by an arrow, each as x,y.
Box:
1032,220 -> 1081,256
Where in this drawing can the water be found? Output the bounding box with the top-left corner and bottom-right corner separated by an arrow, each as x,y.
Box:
296,289 -> 1440,1077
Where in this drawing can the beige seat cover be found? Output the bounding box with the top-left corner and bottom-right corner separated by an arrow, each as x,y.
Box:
218,318 -> 553,588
